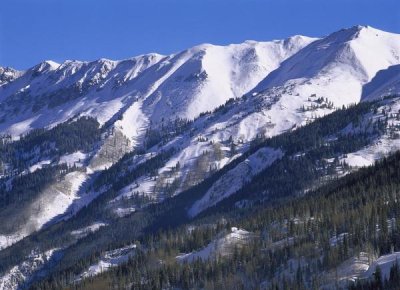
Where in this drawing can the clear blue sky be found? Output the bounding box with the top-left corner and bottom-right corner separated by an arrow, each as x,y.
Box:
1,0 -> 399,70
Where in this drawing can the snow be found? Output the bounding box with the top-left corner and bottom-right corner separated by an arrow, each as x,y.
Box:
116,176 -> 156,200
78,244 -> 137,279
0,248 -> 58,290
322,252 -> 372,289
0,34 -> 314,138
114,100 -> 148,146
324,252 -> 400,287
329,232 -> 349,247
0,54 -> 162,137
343,153 -> 376,168
189,147 -> 283,217
33,171 -> 88,227
363,252 -> 400,280
176,227 -> 253,262
7,115 -> 40,137
146,36 -> 316,123
71,222 -> 107,239
0,25 -> 400,262
362,64 -> 400,100
113,207 -> 136,218
253,25 -> 400,107
0,233 -> 24,251
59,151 -> 87,167
340,98 -> 400,168
28,159 -> 51,173
0,171 -> 89,250
0,27 -> 398,210
0,26 -> 394,143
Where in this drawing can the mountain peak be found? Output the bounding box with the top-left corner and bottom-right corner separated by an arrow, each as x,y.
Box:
325,25 -> 395,43
30,60 -> 60,73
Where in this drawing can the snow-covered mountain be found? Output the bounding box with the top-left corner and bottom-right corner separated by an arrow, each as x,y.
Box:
362,64 -> 400,100
0,35 -> 314,138
1,25 -> 400,289
253,25 -> 400,105
0,25 -> 399,246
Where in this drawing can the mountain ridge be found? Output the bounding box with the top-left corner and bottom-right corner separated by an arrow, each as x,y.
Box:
1,25 -> 400,290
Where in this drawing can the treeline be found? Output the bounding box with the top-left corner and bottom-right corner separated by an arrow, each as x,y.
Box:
350,262 -> 400,290
144,118 -> 192,149
32,149 -> 400,290
3,97 -> 398,289
0,116 -> 100,171
27,98 -> 400,289
0,164 -> 69,210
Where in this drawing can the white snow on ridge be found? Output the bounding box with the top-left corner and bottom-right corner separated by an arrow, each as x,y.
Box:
114,100 -> 148,145
116,176 -> 155,200
362,252 -> 400,280
362,64 -> 400,100
189,147 -> 283,217
113,207 -> 136,218
0,171 -> 89,251
29,159 -> 51,173
0,35 -> 314,139
176,227 -> 253,263
78,244 -> 137,280
71,222 -> 107,239
341,97 -> 400,168
59,151 -> 87,167
0,248 -> 58,290
0,25 -> 400,259
322,252 -> 371,289
341,137 -> 400,168
253,26 -> 400,107
0,233 -> 23,251
0,25 -> 398,142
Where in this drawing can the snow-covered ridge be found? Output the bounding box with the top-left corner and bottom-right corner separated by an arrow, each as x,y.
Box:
70,222 -> 107,239
189,147 -> 283,217
77,244 -> 137,280
362,252 -> 400,280
362,64 -> 400,100
0,248 -> 58,290
0,26 -> 400,290
0,67 -> 22,86
176,227 -> 254,262
252,25 -> 400,107
0,35 -> 315,139
0,25 -> 398,145
0,25 -> 398,227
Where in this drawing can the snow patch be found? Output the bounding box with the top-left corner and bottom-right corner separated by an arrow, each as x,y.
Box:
59,151 -> 87,167
71,222 -> 107,239
0,248 -> 58,290
176,227 -> 253,262
78,244 -> 137,280
189,147 -> 283,217
363,252 -> 400,280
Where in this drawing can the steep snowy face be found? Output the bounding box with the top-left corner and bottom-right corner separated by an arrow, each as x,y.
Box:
253,25 -> 400,106
140,36 -> 317,123
0,54 -> 165,136
0,38 -> 314,138
362,64 -> 400,100
103,27 -> 400,208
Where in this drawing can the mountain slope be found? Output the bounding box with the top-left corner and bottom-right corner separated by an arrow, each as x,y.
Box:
3,98 -> 397,290
362,64 -> 400,100
0,36 -> 315,139
253,25 -> 400,105
0,25 -> 400,289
